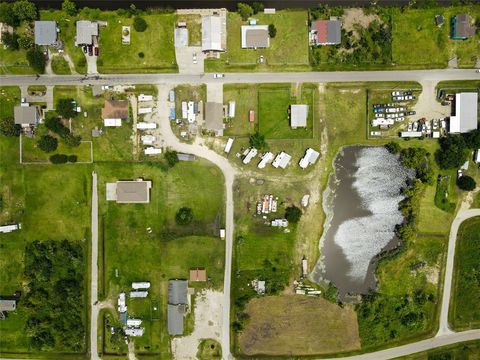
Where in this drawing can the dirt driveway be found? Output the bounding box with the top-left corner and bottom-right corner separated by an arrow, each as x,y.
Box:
171,289 -> 223,360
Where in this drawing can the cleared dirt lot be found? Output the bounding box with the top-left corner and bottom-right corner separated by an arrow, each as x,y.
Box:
239,295 -> 360,356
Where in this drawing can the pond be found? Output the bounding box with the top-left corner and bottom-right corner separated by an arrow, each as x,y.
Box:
311,146 -> 414,299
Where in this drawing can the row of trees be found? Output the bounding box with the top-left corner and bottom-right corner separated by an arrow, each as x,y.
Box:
0,1 -> 37,27
23,240 -> 85,351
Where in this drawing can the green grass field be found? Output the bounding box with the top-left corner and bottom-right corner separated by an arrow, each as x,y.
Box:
206,10 -> 310,72
450,216 -> 480,330
223,84 -> 258,136
392,6 -> 480,67
51,56 -> 72,75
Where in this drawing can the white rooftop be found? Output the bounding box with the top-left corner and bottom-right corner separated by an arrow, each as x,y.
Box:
299,148 -> 320,169
258,152 -> 274,169
290,105 -> 308,128
202,16 -> 223,52
272,152 -> 292,169
450,92 -> 478,133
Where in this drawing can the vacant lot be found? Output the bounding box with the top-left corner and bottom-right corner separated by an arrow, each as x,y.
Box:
239,295 -> 360,356
223,84 -> 258,136
392,6 -> 480,67
450,216 -> 480,330
206,10 -> 310,72
96,161 -> 225,356
51,56 -> 72,75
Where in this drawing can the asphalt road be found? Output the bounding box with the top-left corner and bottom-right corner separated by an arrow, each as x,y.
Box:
0,69 -> 478,87
90,172 -> 100,360
437,209 -> 480,337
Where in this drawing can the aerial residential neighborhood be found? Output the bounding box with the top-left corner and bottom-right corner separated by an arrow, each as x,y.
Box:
0,0 -> 479,360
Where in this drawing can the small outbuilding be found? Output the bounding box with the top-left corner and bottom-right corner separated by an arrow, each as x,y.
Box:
435,15 -> 444,27
451,14 -> 476,40
189,268 -> 207,282
290,104 -> 308,129
0,299 -> 16,320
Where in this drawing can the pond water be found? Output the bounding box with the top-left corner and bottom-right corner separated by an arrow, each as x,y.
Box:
311,146 -> 414,299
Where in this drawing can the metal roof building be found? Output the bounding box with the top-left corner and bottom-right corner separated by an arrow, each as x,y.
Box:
290,104 -> 308,128
202,16 -> 223,52
174,27 -> 189,47
450,92 -> 478,133
75,20 -> 98,46
241,25 -> 269,48
14,105 -> 40,126
34,21 -> 57,45
272,152 -> 292,169
299,148 -> 320,169
168,280 -> 188,305
168,304 -> 187,335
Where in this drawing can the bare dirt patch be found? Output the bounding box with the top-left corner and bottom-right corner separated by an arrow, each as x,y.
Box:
239,295 -> 360,356
342,8 -> 380,34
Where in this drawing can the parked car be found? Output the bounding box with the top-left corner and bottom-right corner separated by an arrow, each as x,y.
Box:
441,101 -> 450,106
403,91 -> 412,96
392,91 -> 401,96
213,73 -> 224,78
404,95 -> 414,100
94,47 -> 99,56
393,96 -> 404,101
396,116 -> 405,122
407,111 -> 416,115
88,46 -> 93,56
192,52 -> 197,64
375,113 -> 383,118
476,69 -> 480,73
370,131 -> 381,136
83,46 -> 88,53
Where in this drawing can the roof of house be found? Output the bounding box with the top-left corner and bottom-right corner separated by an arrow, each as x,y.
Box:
312,20 -> 341,45
0,300 -> 16,312
75,20 -> 98,45
189,268 -> 207,281
34,21 -> 57,45
290,104 -> 308,128
168,280 -> 188,305
116,180 -> 151,203
202,16 -> 222,51
167,304 -> 186,335
102,100 -> 129,120
14,106 -> 39,125
174,27 -> 189,47
205,102 -> 224,133
453,14 -> 476,38
450,92 -> 478,133
241,25 -> 269,48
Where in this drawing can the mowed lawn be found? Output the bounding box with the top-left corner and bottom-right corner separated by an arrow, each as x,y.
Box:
96,161 -> 225,356
224,84 -> 258,136
392,5 -> 480,67
258,85 -> 314,139
98,13 -> 177,73
450,216 -> 480,330
239,295 -> 360,356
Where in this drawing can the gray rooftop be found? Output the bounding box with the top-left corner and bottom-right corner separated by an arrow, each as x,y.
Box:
75,20 -> 98,46
241,25 -> 269,48
174,27 -> 189,47
34,21 -> 57,45
327,20 -> 341,45
453,92 -> 478,133
0,300 -> 16,312
205,102 -> 224,134
290,104 -> 308,128
14,106 -> 39,125
202,16 -> 222,52
167,304 -> 186,335
168,280 -> 188,305
116,181 -> 151,204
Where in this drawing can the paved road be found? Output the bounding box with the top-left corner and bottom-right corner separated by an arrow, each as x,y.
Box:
437,209 -> 480,336
155,86 -> 237,359
90,172 -> 100,360
0,69 -> 478,86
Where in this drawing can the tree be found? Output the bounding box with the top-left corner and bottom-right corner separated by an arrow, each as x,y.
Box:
249,132 -> 266,149
61,0 -> 77,16
463,129 -> 480,149
26,48 -> 46,73
133,17 -> 147,32
164,150 -> 179,168
435,135 -> 468,169
285,205 -> 302,223
268,24 -> 277,38
0,117 -> 21,136
2,32 -> 20,50
49,154 -> 68,164
385,141 -> 401,154
68,155 -> 77,163
237,3 -> 253,21
18,35 -> 33,49
37,135 -> 58,153
63,133 -> 81,147
457,175 -> 476,191
175,207 -> 193,226
0,2 -> 19,27
45,116 -> 66,133
56,98 -> 76,119
252,2 -> 264,14
12,0 -> 37,22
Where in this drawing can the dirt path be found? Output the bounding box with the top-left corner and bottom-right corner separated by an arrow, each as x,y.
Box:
171,290 -> 223,360
414,80 -> 450,120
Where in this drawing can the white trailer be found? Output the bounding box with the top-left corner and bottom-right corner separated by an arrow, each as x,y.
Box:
224,138 -> 234,153
136,122 -> 157,130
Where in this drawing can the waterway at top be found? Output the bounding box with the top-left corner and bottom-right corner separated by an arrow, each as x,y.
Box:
311,146 -> 414,298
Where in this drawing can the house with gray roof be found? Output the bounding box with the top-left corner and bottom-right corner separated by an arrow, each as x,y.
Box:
14,105 -> 40,128
167,280 -> 188,336
168,280 -> 188,305
34,21 -> 57,46
241,25 -> 269,48
106,180 -> 152,204
75,20 -> 98,46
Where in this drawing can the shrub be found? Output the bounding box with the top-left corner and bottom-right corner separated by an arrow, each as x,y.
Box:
463,129 -> 480,149
61,0 -> 77,16
164,150 -> 179,168
18,35 -> 33,49
385,141 -> 401,154
68,155 -> 77,163
252,2 -> 264,14
49,154 -> 68,164
63,133 -> 81,147
175,207 -> 193,226
133,17 -> 147,32
457,176 -> 476,191
56,98 -> 76,119
26,48 -> 46,73
2,32 -> 20,50
138,52 -> 144,58
237,3 -> 253,21
249,132 -> 266,149
268,24 -> 277,38
285,205 -> 302,223
0,117 -> 21,137
37,135 -> 58,153
45,116 -> 66,133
